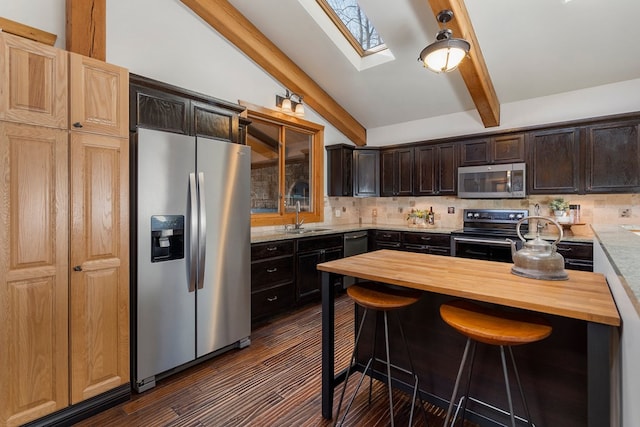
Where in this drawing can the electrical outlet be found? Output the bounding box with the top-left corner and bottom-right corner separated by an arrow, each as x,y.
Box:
372,208 -> 377,217
619,208 -> 632,218
448,207 -> 455,214
335,208 -> 341,218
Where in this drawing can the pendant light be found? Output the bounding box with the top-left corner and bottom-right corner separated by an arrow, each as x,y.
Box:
418,10 -> 470,73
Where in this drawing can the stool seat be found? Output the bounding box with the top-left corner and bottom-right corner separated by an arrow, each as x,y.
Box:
347,282 -> 422,311
440,299 -> 552,346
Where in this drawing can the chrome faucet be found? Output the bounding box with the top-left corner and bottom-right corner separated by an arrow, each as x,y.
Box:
294,201 -> 304,229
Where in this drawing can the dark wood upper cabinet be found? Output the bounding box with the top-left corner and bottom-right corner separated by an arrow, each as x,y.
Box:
380,147 -> 414,196
527,127 -> 581,194
192,101 -> 238,142
493,134 -> 526,164
585,120 -> 640,193
353,149 -> 380,197
460,133 -> 525,166
326,144 -> 354,197
414,142 -> 457,196
129,74 -> 243,142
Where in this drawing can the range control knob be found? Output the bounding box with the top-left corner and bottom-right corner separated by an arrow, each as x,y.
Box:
467,212 -> 474,218
509,213 -> 516,219
473,213 -> 480,218
516,213 -> 524,219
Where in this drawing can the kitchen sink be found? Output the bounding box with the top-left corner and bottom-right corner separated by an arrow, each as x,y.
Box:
285,228 -> 331,234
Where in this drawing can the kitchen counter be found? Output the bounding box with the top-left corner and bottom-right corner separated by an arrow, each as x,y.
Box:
251,223 -> 459,243
251,223 -> 592,244
592,224 -> 640,314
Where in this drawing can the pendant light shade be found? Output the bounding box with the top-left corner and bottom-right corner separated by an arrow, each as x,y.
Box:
418,10 -> 470,73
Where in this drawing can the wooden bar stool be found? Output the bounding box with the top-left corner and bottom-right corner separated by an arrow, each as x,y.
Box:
335,282 -> 424,427
440,299 -> 552,427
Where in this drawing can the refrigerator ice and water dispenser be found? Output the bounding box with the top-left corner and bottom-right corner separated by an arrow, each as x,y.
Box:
151,215 -> 184,262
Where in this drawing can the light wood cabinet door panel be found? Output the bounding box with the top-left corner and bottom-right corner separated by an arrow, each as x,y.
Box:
69,53 -> 129,138
0,122 -> 69,426
0,33 -> 68,129
69,132 -> 129,403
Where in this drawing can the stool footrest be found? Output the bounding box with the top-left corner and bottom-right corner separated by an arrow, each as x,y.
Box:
452,396 -> 536,427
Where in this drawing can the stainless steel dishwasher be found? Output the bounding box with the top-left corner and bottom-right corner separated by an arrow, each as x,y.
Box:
343,231 -> 369,287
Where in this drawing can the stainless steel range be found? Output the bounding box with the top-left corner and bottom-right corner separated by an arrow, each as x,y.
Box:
451,209 -> 529,263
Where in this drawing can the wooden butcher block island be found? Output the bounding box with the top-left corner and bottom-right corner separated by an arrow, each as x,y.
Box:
318,250 -> 620,427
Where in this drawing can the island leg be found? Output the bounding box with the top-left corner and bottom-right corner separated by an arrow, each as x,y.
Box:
321,270 -> 335,419
587,322 -> 613,427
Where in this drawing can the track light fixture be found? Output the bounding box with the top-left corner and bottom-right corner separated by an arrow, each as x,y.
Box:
418,10 -> 470,73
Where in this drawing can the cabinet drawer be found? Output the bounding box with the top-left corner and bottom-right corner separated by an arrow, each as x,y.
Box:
251,283 -> 295,321
556,241 -> 593,261
374,230 -> 401,242
251,240 -> 294,260
403,232 -> 450,247
251,257 -> 294,290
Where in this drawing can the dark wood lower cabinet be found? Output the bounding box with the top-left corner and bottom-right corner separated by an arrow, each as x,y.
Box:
557,240 -> 593,271
296,235 -> 343,304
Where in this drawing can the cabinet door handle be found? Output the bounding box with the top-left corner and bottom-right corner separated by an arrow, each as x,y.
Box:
73,265 -> 82,271
267,296 -> 278,302
266,267 -> 278,273
73,122 -> 83,128
266,246 -> 278,251
557,247 -> 572,252
420,236 -> 432,241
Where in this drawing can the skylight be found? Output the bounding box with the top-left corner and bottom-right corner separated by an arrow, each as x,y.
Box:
317,0 -> 386,56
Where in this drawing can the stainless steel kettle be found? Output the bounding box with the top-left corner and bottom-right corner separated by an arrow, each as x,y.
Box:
509,215 -> 568,280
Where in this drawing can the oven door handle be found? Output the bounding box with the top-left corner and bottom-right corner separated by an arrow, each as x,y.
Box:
453,236 -> 513,247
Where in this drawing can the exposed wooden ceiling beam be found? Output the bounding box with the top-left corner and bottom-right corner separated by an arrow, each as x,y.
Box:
428,0 -> 500,127
180,0 -> 367,146
65,0 -> 106,60
0,17 -> 57,45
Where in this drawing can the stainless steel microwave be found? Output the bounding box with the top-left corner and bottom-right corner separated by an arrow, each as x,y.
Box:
457,163 -> 526,198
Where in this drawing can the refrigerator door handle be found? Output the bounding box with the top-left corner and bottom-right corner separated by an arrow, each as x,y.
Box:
188,173 -> 198,292
197,172 -> 207,289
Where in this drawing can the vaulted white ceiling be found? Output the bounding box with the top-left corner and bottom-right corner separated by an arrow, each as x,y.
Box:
228,0 -> 640,130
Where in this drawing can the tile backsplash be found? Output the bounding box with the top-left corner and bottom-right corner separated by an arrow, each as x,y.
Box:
252,193 -> 639,237
321,193 -> 640,236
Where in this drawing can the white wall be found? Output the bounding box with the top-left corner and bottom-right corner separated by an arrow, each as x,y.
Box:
367,78 -> 640,146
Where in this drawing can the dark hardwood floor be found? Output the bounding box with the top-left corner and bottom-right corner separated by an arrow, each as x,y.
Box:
75,294 -> 468,426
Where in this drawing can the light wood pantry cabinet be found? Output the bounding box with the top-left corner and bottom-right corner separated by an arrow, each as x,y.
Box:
69,53 -> 129,138
0,122 -> 70,427
69,132 -> 129,404
0,31 -> 129,426
0,32 -> 68,128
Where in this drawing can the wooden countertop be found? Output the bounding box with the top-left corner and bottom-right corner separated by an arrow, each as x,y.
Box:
317,250 -> 620,327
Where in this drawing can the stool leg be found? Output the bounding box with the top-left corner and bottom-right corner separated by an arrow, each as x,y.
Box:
500,346 -> 516,427
508,347 -> 534,427
368,311 -> 379,405
383,311 -> 396,427
456,340 -> 477,426
394,311 -> 427,426
445,337 -> 473,427
334,308 -> 369,426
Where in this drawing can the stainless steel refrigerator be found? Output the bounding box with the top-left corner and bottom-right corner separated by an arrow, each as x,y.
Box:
134,127 -> 251,392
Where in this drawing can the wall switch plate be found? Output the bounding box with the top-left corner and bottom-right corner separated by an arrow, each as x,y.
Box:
448,207 -> 455,214
335,208 -> 341,217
